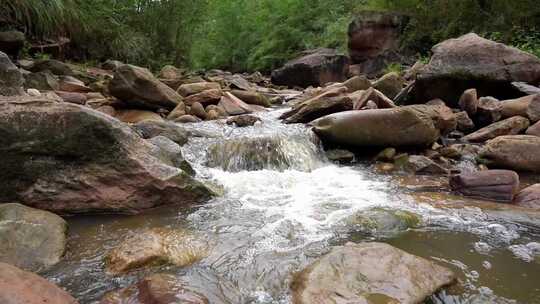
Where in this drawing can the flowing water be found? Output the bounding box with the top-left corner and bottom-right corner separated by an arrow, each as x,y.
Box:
44,108 -> 540,304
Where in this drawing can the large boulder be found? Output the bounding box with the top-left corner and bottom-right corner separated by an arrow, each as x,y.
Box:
479,135 -> 540,172
100,273 -> 208,304
0,31 -> 25,59
413,33 -> 540,105
348,11 -> 408,77
131,120 -> 189,146
0,97 -> 216,214
449,170 -> 520,202
271,48 -> 349,88
105,228 -> 208,275
514,184 -> 540,209
311,105 -> 454,147
0,203 -> 66,272
463,116 -> 530,142
0,51 -> 24,95
0,262 -> 78,304
500,94 -> 539,118
291,242 -> 455,304
109,64 -> 183,110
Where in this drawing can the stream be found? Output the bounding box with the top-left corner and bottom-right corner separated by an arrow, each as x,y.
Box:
43,108 -> 540,304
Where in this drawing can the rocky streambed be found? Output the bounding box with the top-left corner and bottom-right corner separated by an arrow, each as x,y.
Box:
1,31 -> 540,304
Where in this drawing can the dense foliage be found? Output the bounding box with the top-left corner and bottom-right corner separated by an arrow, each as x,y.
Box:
1,0 -> 539,71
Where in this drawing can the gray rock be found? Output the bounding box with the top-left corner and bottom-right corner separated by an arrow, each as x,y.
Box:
0,51 -> 24,95
0,203 -> 67,272
24,71 -> 59,91
402,155 -> 449,175
514,184 -> 540,209
30,59 -> 74,76
291,242 -> 456,304
325,149 -> 355,163
132,120 -> 189,146
372,72 -> 404,99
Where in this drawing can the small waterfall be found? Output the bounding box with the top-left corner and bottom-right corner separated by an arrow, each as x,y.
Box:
205,133 -> 323,172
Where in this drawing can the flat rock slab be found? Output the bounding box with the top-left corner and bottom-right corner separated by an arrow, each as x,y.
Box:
292,242 -> 456,304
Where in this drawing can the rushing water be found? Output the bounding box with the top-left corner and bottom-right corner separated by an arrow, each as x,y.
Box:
44,108 -> 540,304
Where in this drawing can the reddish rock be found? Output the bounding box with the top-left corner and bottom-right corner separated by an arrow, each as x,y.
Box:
450,170 -> 520,202
480,135 -> 540,172
218,92 -> 253,116
55,91 -> 87,105
414,33 -> 540,105
463,116 -> 530,142
100,273 -> 208,304
526,121 -> 540,136
514,184 -> 540,209
348,11 -> 408,77
459,88 -> 478,116
271,48 -> 349,88
184,89 -> 222,106
0,262 -> 78,304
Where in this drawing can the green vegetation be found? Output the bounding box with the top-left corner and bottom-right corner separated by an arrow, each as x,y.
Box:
1,0 -> 539,71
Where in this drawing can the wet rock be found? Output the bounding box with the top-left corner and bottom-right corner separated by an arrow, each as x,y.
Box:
105,228 -> 208,275
58,76 -> 91,93
206,104 -> 227,117
449,170 -> 520,202
0,51 -> 24,95
206,109 -> 220,120
177,82 -> 221,97
311,105 -> 451,148
526,121 -> 540,136
476,96 -> 502,126
479,135 -> 540,172
455,111 -> 475,132
0,262 -> 78,304
116,109 -> 163,124
345,208 -> 420,235
101,60 -> 124,71
206,135 -> 321,172
291,242 -> 456,304
500,94 -> 538,118
30,59 -> 74,76
147,136 -> 194,175
100,273 -> 208,304
0,31 -> 25,59
158,65 -> 183,80
109,65 -> 183,110
375,147 -> 396,162
402,155 -> 449,175
348,11 -> 408,77
514,184 -> 540,209
343,75 -> 371,92
55,91 -> 87,105
325,149 -> 354,164
173,114 -> 202,123
132,120 -> 189,146
374,162 -> 395,173
372,72 -> 404,99
226,114 -> 261,127
218,92 -> 253,116
0,203 -> 66,272
459,88 -> 478,115
24,70 -> 59,91
230,90 -> 271,107
414,33 -> 540,105
463,116 -> 530,142
271,48 -> 349,88
0,98 -> 216,214
283,96 -> 353,124
184,88 -> 222,106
